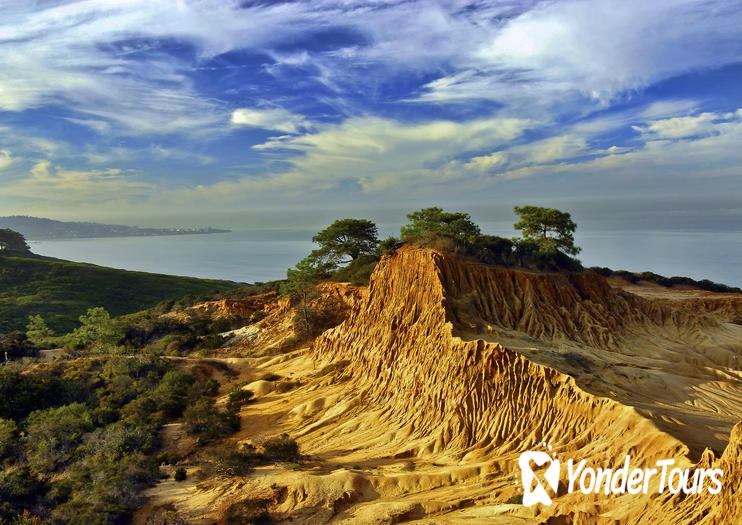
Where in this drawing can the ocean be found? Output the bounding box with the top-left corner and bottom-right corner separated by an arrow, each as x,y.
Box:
29,228 -> 742,288
29,230 -> 316,283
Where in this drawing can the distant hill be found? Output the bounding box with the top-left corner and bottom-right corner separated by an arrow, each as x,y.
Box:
0,215 -> 230,240
0,252 -> 241,333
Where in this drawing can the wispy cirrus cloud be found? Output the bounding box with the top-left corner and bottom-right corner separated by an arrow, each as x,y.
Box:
8,0 -> 739,138
0,0 -> 315,135
416,0 -> 742,111
1,1 -> 742,219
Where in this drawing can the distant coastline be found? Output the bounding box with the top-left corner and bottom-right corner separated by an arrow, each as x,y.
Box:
0,215 -> 231,240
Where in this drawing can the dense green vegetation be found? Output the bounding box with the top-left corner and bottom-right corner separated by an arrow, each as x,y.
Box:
311,218 -> 379,262
0,267 -> 293,523
0,356 -> 224,524
0,230 -> 30,255
397,205 -> 582,270
513,205 -> 580,256
0,253 -> 240,333
400,207 -> 481,242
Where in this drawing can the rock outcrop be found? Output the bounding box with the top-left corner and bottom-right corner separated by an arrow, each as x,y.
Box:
304,246 -> 741,522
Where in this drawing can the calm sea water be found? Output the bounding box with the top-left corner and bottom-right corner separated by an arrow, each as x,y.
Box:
29,229 -> 742,287
30,231 -> 315,283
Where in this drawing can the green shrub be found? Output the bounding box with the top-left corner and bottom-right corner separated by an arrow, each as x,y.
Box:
226,389 -> 254,413
156,452 -> 180,466
183,399 -> 239,442
274,380 -> 300,394
379,236 -> 401,255
0,331 -> 36,360
144,505 -> 188,525
0,366 -> 86,421
188,376 -> 220,398
250,310 -> 266,323
262,434 -> 299,462
145,508 -> 189,525
223,498 -> 272,524
511,238 -> 582,271
25,314 -> 53,344
206,444 -> 263,477
467,235 -> 515,265
0,229 -> 30,254
174,467 -> 187,482
0,355 -> 212,524
82,422 -> 158,462
120,396 -> 160,425
0,466 -> 44,509
68,307 -> 124,351
25,403 -> 94,473
0,418 -> 18,460
589,267 -> 741,293
401,207 -> 481,243
331,254 -> 379,285
197,334 -> 226,350
151,371 -> 195,418
50,451 -> 160,525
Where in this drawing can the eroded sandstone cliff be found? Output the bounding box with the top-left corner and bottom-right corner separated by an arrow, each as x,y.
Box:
302,246 -> 742,522
144,246 -> 742,524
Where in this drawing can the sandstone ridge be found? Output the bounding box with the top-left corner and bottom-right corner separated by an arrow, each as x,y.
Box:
302,246 -> 742,522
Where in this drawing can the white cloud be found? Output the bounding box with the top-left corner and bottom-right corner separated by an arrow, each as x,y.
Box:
0,127 -> 65,158
633,112 -> 720,140
155,104 -> 742,208
465,151 -> 507,172
516,134 -> 588,165
417,0 -> 742,112
1,0 -> 740,137
494,107 -> 742,181
0,149 -> 16,171
160,114 -> 531,203
231,108 -> 311,134
2,160 -> 154,202
0,0 -> 321,135
148,145 -> 215,165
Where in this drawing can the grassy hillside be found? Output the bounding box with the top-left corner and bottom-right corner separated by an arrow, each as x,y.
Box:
0,254 -> 240,333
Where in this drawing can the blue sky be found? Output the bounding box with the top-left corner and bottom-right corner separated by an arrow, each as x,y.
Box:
1,0 -> 741,230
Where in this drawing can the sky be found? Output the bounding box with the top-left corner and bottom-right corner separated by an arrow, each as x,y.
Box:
1,0 -> 742,232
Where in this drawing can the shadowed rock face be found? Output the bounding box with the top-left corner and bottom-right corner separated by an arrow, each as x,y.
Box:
307,246 -> 741,523
437,255 -> 719,348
